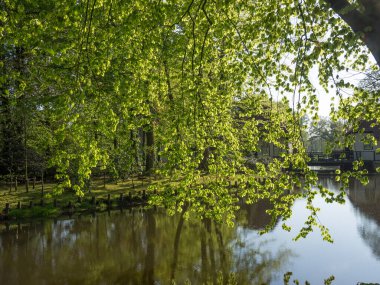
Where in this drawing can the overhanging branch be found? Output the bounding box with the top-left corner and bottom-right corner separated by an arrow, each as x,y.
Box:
325,0 -> 380,65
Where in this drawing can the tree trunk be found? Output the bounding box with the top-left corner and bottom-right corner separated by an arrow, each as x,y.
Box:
24,116 -> 29,193
325,0 -> 380,66
144,129 -> 155,175
142,211 -> 156,285
41,171 -> 44,195
170,207 -> 187,280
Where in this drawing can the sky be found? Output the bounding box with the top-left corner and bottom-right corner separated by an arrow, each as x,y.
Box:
309,66 -> 362,117
309,54 -> 377,118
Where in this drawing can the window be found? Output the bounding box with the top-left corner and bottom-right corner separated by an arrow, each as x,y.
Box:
364,143 -> 373,150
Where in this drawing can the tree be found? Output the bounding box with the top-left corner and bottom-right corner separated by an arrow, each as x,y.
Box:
308,118 -> 344,152
359,70 -> 380,91
0,0 -> 378,236
327,1 -> 380,147
326,0 -> 380,65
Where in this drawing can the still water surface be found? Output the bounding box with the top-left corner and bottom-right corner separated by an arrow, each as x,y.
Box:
1,175 -> 380,285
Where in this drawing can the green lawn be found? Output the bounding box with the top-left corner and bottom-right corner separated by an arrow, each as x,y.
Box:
0,176 -> 167,220
0,174 -> 244,220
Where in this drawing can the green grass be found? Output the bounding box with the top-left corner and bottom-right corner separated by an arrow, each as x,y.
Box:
8,206 -> 60,219
0,174 -> 245,220
0,176 -> 170,220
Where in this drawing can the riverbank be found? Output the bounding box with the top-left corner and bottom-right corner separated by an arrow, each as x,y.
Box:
0,176 -> 165,221
2,175 -> 380,285
0,175 -> 245,222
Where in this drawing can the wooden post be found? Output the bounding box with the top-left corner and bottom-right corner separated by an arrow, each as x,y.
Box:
9,174 -> 13,193
17,201 -> 21,209
107,194 -> 111,207
15,177 -> 18,191
4,203 -> 10,215
41,171 -> 44,194
33,177 -> 36,190
103,170 -> 106,188
25,178 -> 29,193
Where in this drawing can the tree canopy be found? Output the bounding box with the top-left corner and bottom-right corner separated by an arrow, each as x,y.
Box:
327,0 -> 380,65
0,0 -> 378,237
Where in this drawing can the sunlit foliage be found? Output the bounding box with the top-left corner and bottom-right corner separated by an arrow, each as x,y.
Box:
0,0 -> 377,237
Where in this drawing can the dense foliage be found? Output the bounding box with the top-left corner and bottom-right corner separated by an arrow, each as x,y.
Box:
0,0 -> 378,237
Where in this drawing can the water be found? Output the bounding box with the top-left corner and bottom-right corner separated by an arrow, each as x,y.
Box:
1,175 -> 380,285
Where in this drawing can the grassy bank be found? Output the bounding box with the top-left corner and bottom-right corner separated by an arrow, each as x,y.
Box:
0,176 -> 166,221
0,174 -> 246,221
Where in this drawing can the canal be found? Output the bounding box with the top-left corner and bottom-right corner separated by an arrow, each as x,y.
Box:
0,175 -> 380,284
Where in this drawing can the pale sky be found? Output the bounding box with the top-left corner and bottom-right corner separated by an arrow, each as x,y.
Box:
309,66 -> 364,117
309,54 -> 377,118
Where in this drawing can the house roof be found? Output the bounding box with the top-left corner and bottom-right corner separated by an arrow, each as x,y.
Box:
347,120 -> 380,139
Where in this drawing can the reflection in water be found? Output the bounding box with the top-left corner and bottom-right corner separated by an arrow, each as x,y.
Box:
349,175 -> 380,260
349,176 -> 380,225
357,219 -> 380,260
1,176 -> 380,284
233,233 -> 293,284
0,208 -> 290,285
238,199 -> 276,231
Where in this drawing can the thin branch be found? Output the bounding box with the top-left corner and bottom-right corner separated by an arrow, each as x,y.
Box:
227,18 -> 274,100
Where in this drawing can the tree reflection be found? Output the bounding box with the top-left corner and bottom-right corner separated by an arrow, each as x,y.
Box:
238,199 -> 277,231
170,207 -> 186,280
0,206 -> 292,285
349,176 -> 380,225
348,175 -> 380,260
143,210 -> 156,284
233,240 -> 292,284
